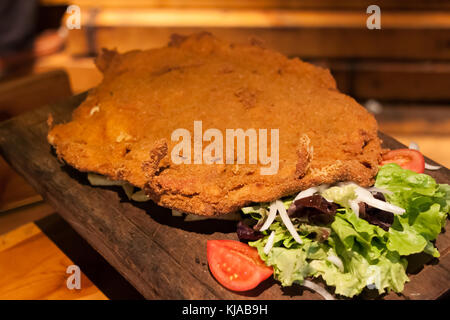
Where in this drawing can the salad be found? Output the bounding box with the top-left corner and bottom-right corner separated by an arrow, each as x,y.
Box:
207,150 -> 449,299
86,146 -> 449,299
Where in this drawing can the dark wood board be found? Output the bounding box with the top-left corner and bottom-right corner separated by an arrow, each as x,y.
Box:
0,93 -> 449,300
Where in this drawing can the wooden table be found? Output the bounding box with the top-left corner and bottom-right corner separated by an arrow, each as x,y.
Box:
0,220 -> 107,299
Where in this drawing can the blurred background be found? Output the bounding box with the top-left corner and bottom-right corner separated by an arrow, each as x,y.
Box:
0,0 -> 449,300
1,1 -> 449,164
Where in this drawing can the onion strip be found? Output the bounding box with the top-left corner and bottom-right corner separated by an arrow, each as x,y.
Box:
259,202 -> 278,232
409,141 -> 420,151
303,280 -> 335,300
425,163 -> 442,170
327,255 -> 344,272
409,142 -> 441,170
293,186 -> 319,201
349,200 -> 360,218
367,186 -> 393,195
276,200 -> 303,244
354,186 -> 405,215
263,231 -> 276,255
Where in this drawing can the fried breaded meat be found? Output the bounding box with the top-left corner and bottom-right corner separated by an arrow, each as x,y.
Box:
48,33 -> 383,216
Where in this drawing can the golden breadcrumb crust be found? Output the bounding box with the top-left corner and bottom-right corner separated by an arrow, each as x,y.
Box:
48,33 -> 382,215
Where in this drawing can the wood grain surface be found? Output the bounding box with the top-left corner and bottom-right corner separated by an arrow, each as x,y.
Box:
0,222 -> 107,300
0,93 -> 448,299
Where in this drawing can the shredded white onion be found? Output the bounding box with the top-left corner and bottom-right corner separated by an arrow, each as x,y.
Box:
89,105 -> 100,116
303,280 -> 335,300
293,186 -> 319,201
259,202 -> 278,232
327,255 -> 344,272
425,163 -> 442,170
409,141 -> 420,151
276,200 -> 303,244
349,200 -> 360,218
354,186 -> 405,215
409,142 -> 441,170
367,186 -> 393,195
263,231 -> 276,255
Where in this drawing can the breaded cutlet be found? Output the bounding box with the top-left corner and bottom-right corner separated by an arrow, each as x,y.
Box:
48,33 -> 382,215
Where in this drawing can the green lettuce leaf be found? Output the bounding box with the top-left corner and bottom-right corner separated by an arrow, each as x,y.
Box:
243,164 -> 449,298
331,209 -> 387,260
376,164 -> 449,257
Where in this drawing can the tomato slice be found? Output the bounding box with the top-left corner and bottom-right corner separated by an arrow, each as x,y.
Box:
380,148 -> 425,173
207,240 -> 273,291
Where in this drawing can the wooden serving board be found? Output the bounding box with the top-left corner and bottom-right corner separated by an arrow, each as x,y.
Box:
0,93 -> 449,300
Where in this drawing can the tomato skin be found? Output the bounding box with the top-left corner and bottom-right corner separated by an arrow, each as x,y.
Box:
207,240 -> 273,292
381,149 -> 425,173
